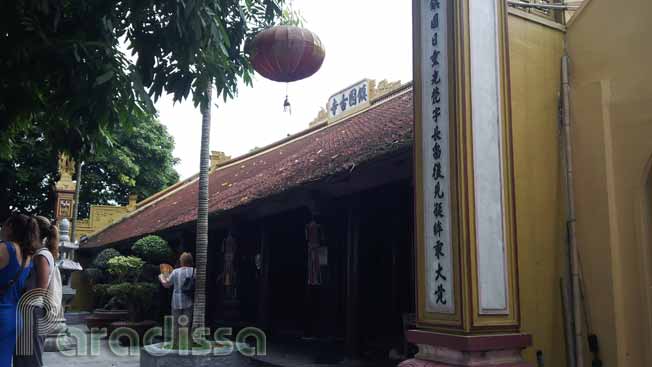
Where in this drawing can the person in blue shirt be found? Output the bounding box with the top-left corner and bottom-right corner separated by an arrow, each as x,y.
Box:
0,214 -> 39,366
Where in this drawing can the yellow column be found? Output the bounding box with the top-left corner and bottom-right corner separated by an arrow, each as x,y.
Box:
54,153 -> 77,221
406,0 -> 529,365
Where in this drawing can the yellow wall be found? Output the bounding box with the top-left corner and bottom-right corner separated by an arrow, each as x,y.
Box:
508,13 -> 568,366
69,270 -> 93,311
71,202 -> 137,309
75,200 -> 136,239
567,0 -> 652,366
71,202 -> 136,310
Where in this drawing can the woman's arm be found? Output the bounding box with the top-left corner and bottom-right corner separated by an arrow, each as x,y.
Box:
159,271 -> 173,288
34,255 -> 50,289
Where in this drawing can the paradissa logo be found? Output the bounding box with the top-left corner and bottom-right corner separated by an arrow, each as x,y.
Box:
16,288 -> 62,356
15,291 -> 267,359
64,321 -> 267,358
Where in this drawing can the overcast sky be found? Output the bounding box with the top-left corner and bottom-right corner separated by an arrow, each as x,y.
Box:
157,0 -> 413,180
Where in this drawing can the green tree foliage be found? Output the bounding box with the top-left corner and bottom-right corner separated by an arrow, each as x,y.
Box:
92,283 -> 113,309
107,255 -> 145,282
132,235 -> 174,265
84,267 -> 107,285
76,116 -> 180,218
0,116 -> 179,219
0,121 -> 59,219
93,248 -> 121,270
0,0 -> 286,158
139,263 -> 161,283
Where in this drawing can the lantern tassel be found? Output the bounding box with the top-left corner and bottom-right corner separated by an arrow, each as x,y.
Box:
284,83 -> 292,114
284,95 -> 292,114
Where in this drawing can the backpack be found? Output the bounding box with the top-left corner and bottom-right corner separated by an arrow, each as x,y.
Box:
181,268 -> 195,297
35,248 -> 63,320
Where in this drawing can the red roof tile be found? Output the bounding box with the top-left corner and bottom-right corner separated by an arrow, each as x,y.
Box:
84,87 -> 414,248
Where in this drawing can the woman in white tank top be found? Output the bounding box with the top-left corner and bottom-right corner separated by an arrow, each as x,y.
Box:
13,216 -> 59,367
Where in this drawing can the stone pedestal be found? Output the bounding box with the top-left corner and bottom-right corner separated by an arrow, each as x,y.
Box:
43,318 -> 77,352
400,330 -> 532,367
63,311 -> 90,325
41,218 -> 83,352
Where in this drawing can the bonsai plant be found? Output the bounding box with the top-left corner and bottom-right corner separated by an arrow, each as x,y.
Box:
91,284 -> 112,310
132,235 -> 174,265
107,282 -> 158,320
84,267 -> 107,285
93,248 -> 121,269
86,252 -> 144,330
107,282 -> 159,345
107,255 -> 145,282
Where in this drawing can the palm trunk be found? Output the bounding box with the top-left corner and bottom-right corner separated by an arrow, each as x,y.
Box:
70,159 -> 82,242
192,83 -> 212,331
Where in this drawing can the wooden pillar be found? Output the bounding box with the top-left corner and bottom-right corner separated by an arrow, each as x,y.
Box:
345,205 -> 360,357
323,210 -> 338,338
257,223 -> 271,332
404,0 -> 531,366
390,213 -> 401,341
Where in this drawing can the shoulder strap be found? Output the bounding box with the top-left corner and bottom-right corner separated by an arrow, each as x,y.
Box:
0,242 -> 27,294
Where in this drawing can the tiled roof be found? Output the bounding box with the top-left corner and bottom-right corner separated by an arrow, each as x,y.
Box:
84,86 -> 414,248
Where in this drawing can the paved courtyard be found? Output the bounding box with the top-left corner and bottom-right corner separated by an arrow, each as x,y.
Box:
40,325 -> 396,367
44,343 -> 139,367
43,325 -> 139,367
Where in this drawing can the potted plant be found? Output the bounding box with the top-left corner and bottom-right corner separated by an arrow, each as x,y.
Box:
132,235 -> 174,265
107,282 -> 159,345
106,255 -> 145,283
85,249 -> 130,330
93,248 -> 121,270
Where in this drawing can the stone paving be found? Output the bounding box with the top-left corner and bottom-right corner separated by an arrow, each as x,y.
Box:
43,325 -> 139,367
41,326 -> 398,367
43,341 -> 139,367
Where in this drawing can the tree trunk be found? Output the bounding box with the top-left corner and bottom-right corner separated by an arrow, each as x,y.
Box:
345,205 -> 360,357
193,83 -> 212,331
70,159 -> 83,242
0,166 -> 11,221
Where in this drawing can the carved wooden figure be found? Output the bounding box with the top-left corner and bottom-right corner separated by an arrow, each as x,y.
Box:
221,232 -> 238,298
305,218 -> 323,286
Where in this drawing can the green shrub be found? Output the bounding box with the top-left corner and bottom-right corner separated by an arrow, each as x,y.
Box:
106,282 -> 132,305
132,235 -> 173,264
92,283 -> 112,309
107,255 -> 144,282
84,267 -> 106,284
139,263 -> 160,282
93,248 -> 121,269
107,282 -> 159,321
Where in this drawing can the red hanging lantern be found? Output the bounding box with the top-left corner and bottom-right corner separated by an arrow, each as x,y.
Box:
250,25 -> 325,83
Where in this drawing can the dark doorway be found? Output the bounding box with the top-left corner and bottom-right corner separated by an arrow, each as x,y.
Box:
267,208 -> 310,339
357,182 -> 414,358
